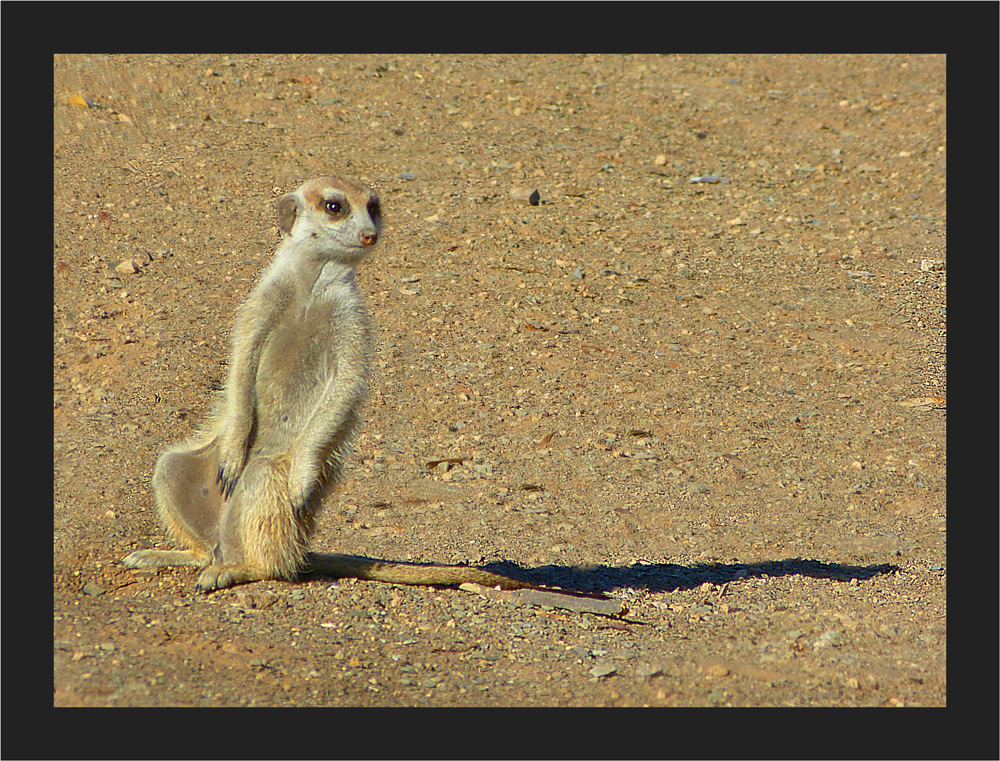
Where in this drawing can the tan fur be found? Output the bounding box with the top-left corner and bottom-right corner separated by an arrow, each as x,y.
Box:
303,554 -> 530,590
123,176 -> 527,593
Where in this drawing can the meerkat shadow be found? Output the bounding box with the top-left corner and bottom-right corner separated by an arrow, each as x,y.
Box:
297,553 -> 896,596
477,557 -> 899,595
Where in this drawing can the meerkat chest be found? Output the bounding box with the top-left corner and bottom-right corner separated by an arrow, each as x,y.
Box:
256,311 -> 329,438
258,299 -> 339,398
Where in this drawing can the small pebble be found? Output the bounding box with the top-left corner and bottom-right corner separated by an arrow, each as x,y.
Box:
813,630 -> 841,649
635,663 -> 664,679
589,661 -> 617,678
919,258 -> 945,272
510,188 -> 541,205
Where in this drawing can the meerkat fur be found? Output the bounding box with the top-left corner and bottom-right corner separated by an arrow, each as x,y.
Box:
123,176 -> 527,593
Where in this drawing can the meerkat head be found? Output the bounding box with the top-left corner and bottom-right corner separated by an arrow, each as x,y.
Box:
277,176 -> 382,265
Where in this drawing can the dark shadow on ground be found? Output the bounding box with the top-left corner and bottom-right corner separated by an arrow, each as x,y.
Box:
302,553 -> 898,595
482,557 -> 899,594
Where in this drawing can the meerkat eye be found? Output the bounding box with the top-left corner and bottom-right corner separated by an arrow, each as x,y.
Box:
324,199 -> 343,215
367,198 -> 381,221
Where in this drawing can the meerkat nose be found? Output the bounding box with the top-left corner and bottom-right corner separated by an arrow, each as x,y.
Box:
361,231 -> 378,246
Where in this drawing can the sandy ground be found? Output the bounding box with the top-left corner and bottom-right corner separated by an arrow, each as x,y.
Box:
53,54 -> 949,727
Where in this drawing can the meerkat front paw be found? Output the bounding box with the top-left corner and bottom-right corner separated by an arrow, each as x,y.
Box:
217,413 -> 256,490
216,438 -> 248,499
216,466 -> 238,500
287,463 -> 318,515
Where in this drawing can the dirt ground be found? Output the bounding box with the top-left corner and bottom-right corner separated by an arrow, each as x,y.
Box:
53,54 -> 947,719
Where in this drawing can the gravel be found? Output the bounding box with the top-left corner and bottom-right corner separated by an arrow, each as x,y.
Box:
53,53 -> 947,726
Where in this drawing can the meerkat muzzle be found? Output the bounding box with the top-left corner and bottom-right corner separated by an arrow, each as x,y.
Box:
361,231 -> 378,246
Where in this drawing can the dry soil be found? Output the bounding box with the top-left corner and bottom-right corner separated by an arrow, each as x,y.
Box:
54,54 -> 947,719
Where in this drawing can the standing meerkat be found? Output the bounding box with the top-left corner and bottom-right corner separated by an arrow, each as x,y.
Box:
123,176 -> 527,592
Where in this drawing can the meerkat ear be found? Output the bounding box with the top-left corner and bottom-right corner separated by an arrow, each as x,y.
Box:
277,193 -> 299,235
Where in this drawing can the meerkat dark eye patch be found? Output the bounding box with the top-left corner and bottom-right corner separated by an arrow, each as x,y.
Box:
367,198 -> 381,222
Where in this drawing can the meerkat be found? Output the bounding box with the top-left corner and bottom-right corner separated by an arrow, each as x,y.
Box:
122,176 -> 528,593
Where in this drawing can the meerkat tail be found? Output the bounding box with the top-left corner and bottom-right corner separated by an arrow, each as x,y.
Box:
303,552 -> 531,590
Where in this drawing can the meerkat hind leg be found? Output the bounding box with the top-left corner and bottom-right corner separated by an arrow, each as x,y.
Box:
122,548 -> 212,569
194,455 -> 310,593
122,440 -> 224,571
153,440 -> 227,547
195,562 -> 274,592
